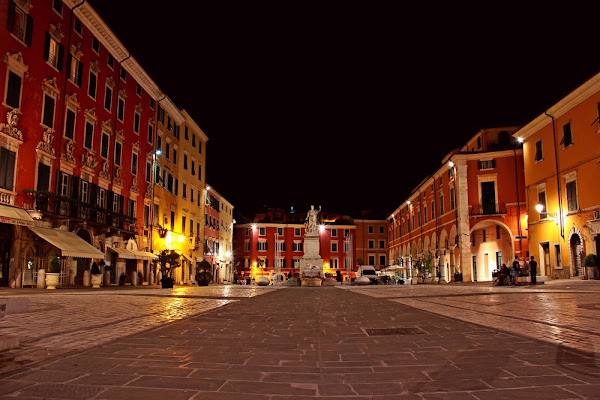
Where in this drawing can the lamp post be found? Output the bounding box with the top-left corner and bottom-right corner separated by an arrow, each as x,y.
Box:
148,149 -> 161,284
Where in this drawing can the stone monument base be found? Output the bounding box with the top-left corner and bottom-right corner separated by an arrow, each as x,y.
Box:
301,277 -> 322,287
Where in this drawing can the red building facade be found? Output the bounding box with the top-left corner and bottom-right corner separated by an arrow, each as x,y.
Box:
234,209 -> 357,282
388,128 -> 528,282
0,0 -> 171,286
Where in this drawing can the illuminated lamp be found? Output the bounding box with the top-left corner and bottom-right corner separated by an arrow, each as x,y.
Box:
535,204 -> 544,213
448,161 -> 455,167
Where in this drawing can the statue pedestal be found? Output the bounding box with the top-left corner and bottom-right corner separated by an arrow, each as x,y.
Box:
299,232 -> 323,278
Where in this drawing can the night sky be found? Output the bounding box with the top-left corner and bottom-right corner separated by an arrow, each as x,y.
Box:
88,2 -> 600,220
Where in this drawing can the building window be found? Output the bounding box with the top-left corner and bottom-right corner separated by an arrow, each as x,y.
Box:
74,17 -> 82,36
148,123 -> 153,144
450,187 -> 456,210
181,216 -> 186,233
331,242 -> 338,252
44,33 -> 63,70
496,225 -> 501,240
535,140 -> 543,162
165,142 -> 170,161
36,162 -> 50,192
114,140 -> 122,166
379,240 -> 385,249
64,108 -> 76,139
479,160 -> 496,170
87,70 -> 97,99
92,36 -> 100,53
8,1 -> 32,45
198,140 -> 202,154
167,115 -> 172,131
59,172 -> 69,196
134,111 -> 140,133
277,227 -> 284,236
379,226 -> 384,234
170,211 -> 175,231
191,160 -> 195,175
368,255 -> 375,265
257,241 -> 267,251
379,255 -> 386,266
190,187 -> 194,203
136,84 -> 142,97
5,70 -> 22,109
120,67 -> 126,82
259,227 -> 266,236
107,53 -> 114,69
368,240 -> 374,249
192,134 -> 196,147
99,188 -> 106,209
198,164 -> 202,179
156,135 -> 162,155
131,151 -> 138,175
52,0 -> 63,15
345,229 -> 350,237
293,259 -> 300,268
294,228 -> 301,236
41,93 -> 56,128
566,180 -> 578,212
67,54 -> 82,86
100,131 -> 109,159
331,228 -> 337,237
482,229 -> 486,242
182,182 -> 187,199
104,85 -> 112,111
183,153 -> 188,170
368,225 -> 374,234
80,180 -> 89,203
84,120 -> 94,149
562,122 -> 573,148
439,193 -> 444,214
117,96 -> 125,121
0,147 -> 16,191
471,233 -> 476,246
145,160 -> 151,183
477,136 -> 482,149
293,242 -> 303,252
424,205 -> 428,223
431,200 -> 435,219
554,244 -> 562,267
184,125 -> 189,140
538,190 -> 547,219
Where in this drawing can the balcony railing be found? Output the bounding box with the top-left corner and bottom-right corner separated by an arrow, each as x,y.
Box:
470,202 -> 507,216
23,191 -> 137,233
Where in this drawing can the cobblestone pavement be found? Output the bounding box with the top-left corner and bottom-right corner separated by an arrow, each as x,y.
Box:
0,283 -> 598,399
0,285 -> 279,375
343,280 -> 600,355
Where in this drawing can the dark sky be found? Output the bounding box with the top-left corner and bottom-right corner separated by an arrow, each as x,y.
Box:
88,2 -> 600,220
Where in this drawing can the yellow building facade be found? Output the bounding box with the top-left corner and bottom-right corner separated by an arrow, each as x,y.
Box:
217,194 -> 234,283
151,98 -> 186,282
179,110 -> 209,280
515,73 -> 600,279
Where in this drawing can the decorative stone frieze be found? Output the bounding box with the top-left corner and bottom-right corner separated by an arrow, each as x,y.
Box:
84,108 -> 97,122
0,109 -> 24,142
3,52 -> 28,77
145,184 -> 152,199
61,139 -> 76,165
66,93 -> 81,111
42,77 -> 60,96
130,177 -> 139,194
81,150 -> 98,170
36,128 -> 55,156
114,166 -> 122,185
70,43 -> 83,59
49,23 -> 64,41
90,60 -> 99,73
99,161 -> 110,179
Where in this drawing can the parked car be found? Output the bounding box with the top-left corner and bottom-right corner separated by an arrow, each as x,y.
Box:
357,265 -> 378,284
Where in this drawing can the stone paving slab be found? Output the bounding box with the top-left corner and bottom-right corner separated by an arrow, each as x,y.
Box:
1,284 -> 599,398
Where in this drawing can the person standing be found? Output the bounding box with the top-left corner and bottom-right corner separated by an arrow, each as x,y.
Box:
529,256 -> 537,285
511,256 -> 520,286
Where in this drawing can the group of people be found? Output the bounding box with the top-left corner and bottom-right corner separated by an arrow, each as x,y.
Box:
496,255 -> 538,286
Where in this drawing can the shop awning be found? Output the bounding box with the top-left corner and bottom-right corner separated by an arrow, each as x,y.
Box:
108,247 -> 157,260
0,205 -> 35,226
28,227 -> 104,259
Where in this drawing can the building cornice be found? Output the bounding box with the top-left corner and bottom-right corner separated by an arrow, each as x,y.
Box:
182,110 -> 209,142
514,70 -> 600,141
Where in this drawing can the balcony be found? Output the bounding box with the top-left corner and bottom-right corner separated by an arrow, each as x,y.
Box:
23,191 -> 137,234
470,202 -> 507,216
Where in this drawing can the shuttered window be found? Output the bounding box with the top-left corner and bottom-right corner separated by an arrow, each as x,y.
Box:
44,33 -> 63,71
64,108 -> 75,139
0,147 -> 16,190
36,163 -> 50,192
104,86 -> 112,111
5,71 -> 22,109
42,94 -> 55,128
100,131 -> 109,159
88,71 -> 97,99
535,140 -> 543,162
84,121 -> 94,149
566,181 -> 578,212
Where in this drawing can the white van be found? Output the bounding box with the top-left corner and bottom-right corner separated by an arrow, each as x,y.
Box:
357,265 -> 378,284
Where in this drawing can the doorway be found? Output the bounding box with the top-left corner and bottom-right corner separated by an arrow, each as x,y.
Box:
481,182 -> 496,215
570,234 -> 583,277
483,253 -> 489,280
540,242 -> 550,276
472,255 -> 477,282
495,251 -> 502,272
0,223 -> 11,287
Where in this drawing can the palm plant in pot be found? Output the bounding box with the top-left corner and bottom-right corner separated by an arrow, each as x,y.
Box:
158,250 -> 179,288
195,260 -> 213,286
46,257 -> 60,290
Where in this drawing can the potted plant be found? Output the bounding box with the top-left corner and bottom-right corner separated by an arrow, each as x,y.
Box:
454,267 -> 463,282
584,254 -> 599,280
46,257 -> 60,290
158,250 -> 179,288
195,260 -> 213,286
90,262 -> 102,288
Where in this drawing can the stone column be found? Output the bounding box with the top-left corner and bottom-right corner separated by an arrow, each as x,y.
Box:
456,159 -> 472,282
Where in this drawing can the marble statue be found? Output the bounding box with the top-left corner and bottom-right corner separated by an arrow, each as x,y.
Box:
305,205 -> 320,233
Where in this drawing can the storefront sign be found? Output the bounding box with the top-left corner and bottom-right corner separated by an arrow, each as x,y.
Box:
0,216 -> 34,227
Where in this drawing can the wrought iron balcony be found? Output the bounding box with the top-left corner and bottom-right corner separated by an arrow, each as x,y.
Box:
23,190 -> 137,234
470,202 -> 507,216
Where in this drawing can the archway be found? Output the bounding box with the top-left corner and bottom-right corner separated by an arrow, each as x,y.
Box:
469,220 -> 514,281
569,231 -> 584,277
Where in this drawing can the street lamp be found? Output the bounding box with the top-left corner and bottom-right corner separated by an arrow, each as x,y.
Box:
535,203 -> 544,213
